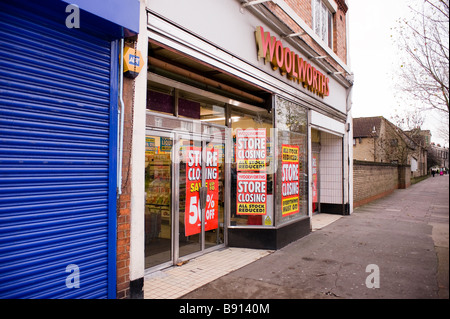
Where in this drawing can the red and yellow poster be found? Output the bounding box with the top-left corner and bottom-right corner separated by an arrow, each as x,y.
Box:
235,128 -> 266,171
281,145 -> 300,216
185,147 -> 219,236
312,154 -> 318,211
236,173 -> 267,215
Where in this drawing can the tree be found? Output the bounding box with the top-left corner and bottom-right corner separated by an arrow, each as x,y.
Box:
426,144 -> 441,169
391,109 -> 432,173
367,117 -> 416,165
390,108 -> 429,146
435,111 -> 450,144
390,108 -> 425,131
394,0 -> 449,115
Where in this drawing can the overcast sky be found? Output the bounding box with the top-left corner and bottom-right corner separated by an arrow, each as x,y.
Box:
347,0 -> 448,147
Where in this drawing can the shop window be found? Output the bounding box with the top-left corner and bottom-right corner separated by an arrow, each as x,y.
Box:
200,104 -> 226,126
144,135 -> 172,268
147,90 -> 173,115
147,84 -> 227,125
312,0 -> 334,49
275,96 -> 308,226
178,98 -> 200,119
230,109 -> 274,227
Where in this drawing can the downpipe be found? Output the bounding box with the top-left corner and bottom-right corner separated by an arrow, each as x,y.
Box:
118,37 -> 125,196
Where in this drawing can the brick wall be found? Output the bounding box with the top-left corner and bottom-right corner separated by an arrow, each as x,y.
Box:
116,75 -> 134,299
398,164 -> 411,189
353,138 -> 375,162
333,6 -> 347,64
353,161 -> 410,208
117,193 -> 130,298
266,0 -> 348,71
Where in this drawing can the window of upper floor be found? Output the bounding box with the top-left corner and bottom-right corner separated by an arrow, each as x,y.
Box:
312,0 -> 335,49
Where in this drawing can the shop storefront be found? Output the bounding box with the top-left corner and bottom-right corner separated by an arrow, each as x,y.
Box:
127,0 -> 352,296
142,73 -> 311,271
142,63 -> 275,272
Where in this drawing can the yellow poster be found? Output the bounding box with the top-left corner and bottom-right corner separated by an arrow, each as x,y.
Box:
281,145 -> 300,216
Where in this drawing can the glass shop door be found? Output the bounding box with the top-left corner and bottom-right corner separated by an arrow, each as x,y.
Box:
144,125 -> 226,271
176,132 -> 225,263
144,131 -> 174,270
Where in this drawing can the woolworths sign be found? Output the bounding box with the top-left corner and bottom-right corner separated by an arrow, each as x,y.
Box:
255,26 -> 330,98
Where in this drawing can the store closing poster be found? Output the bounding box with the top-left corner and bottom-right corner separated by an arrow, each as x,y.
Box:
281,145 -> 300,216
236,173 -> 267,215
312,154 -> 318,210
235,128 -> 268,216
235,128 -> 266,171
185,146 -> 219,236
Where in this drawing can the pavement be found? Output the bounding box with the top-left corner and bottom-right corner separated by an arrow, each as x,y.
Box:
178,174 -> 449,299
143,247 -> 272,299
143,212 -> 342,299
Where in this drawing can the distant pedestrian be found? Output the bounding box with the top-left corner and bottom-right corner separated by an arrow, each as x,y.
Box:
440,170 -> 444,176
432,169 -> 436,177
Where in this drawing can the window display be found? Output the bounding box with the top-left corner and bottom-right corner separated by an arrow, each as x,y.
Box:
144,136 -> 172,269
281,144 -> 300,216
230,109 -> 273,227
275,96 -> 308,225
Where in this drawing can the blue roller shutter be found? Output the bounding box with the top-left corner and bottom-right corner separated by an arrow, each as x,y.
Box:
0,1 -> 118,298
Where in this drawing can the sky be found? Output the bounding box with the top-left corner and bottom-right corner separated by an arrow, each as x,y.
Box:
347,0 -> 448,147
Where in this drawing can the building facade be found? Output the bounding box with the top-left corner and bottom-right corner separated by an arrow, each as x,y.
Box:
119,0 -> 354,298
429,143 -> 449,171
353,116 -> 428,178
